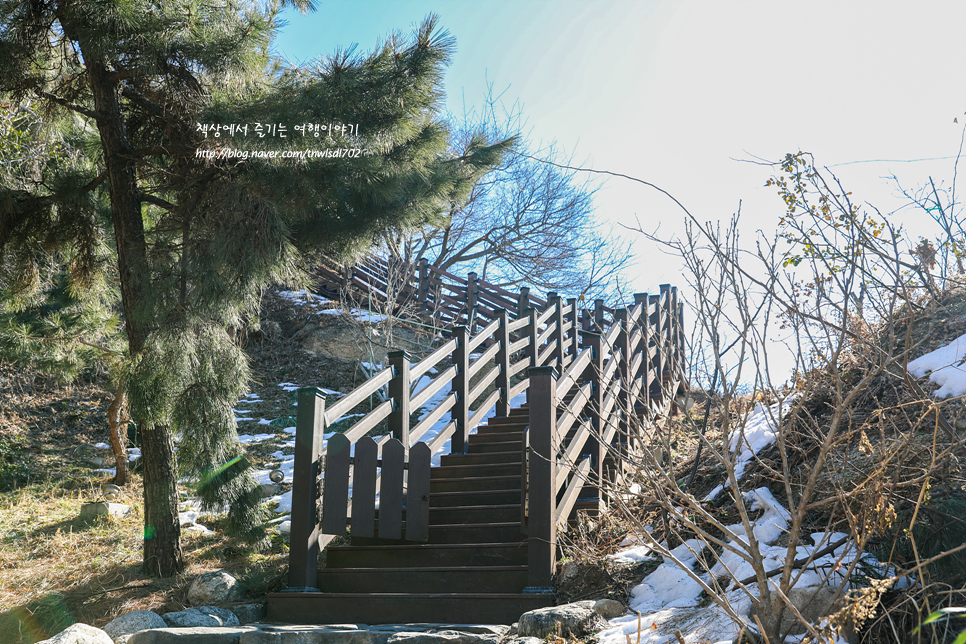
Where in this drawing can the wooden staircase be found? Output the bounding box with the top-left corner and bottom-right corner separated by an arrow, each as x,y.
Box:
268,407 -> 554,624
267,282 -> 687,626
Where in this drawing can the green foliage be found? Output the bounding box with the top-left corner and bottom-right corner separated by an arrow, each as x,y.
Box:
0,0 -> 508,564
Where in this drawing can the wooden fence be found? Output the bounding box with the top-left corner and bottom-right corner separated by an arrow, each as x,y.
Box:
285,260 -> 687,592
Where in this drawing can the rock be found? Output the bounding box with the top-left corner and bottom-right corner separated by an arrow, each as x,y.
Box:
187,570 -> 245,606
128,626 -> 256,643
504,638 -> 543,644
592,599 -> 626,619
162,606 -> 239,628
115,636 -> 133,644
517,602 -> 605,639
80,502 -> 132,519
242,627 -> 377,644
104,611 -> 167,641
386,631 -> 498,644
37,623 -> 114,644
229,603 -> 266,625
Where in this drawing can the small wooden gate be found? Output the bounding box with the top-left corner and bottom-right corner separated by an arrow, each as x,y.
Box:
321,434 -> 431,541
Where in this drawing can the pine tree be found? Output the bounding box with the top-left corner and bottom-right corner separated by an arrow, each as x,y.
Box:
0,0 -> 507,576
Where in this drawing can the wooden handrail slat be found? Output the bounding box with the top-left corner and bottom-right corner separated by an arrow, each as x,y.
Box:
325,367 -> 393,423
410,338 -> 458,381
509,335 -> 530,354
556,419 -> 592,492
555,456 -> 592,532
555,347 -> 592,398
468,342 -> 500,379
469,319 -> 500,353
468,389 -> 501,432
507,316 -> 530,333
409,365 -> 457,410
409,392 -> 457,444
508,357 -> 529,379
555,381 -> 591,440
425,420 -> 457,455
340,400 -> 394,445
536,338 -> 557,368
468,364 -> 500,403
508,377 -> 530,401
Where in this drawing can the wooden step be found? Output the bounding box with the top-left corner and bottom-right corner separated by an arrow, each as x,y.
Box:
315,566 -> 528,593
267,591 -> 554,625
430,475 -> 521,493
429,504 -> 521,525
426,522 -> 524,544
468,431 -> 524,445
350,521 -> 524,546
431,462 -> 520,478
440,451 -> 521,466
430,489 -> 520,507
325,542 -> 528,568
480,418 -> 529,429
468,439 -> 523,453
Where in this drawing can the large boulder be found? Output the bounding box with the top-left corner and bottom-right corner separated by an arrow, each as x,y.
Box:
36,623 -> 113,644
103,611 -> 167,642
517,602 -> 606,639
186,570 -> 245,606
162,606 -> 239,628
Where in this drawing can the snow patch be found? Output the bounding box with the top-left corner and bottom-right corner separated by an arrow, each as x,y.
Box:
908,332 -> 966,397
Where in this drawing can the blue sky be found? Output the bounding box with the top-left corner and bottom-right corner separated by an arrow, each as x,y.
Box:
274,0 -> 966,298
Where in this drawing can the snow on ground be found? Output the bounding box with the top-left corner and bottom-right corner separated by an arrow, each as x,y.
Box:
600,487 -> 861,644
908,331 -> 966,397
237,433 -> 275,444
705,400 -> 785,501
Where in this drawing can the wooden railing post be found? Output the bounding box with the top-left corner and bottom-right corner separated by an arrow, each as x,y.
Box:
525,365 -> 558,592
517,287 -> 530,318
566,297 -> 579,361
525,308 -> 537,406
634,293 -> 650,399
594,299 -> 605,331
586,331 -> 605,503
452,325 -> 470,453
614,308 -> 630,464
548,293 -> 564,368
286,387 -> 325,591
496,308 -> 511,417
388,350 -> 411,447
467,271 -> 478,333
677,298 -> 687,380
649,294 -> 663,396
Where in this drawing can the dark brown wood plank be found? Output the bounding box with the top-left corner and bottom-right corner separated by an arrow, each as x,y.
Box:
351,436 -> 378,538
378,439 -> 405,539
406,442 -> 430,541
321,433 -> 350,536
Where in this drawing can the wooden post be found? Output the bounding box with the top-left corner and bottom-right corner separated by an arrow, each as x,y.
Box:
517,287 -> 530,318
467,271 -> 478,333
614,308 -> 629,464
650,294 -> 663,396
286,387 -> 325,591
548,293 -> 564,369
586,331 -> 605,503
388,350 -> 411,447
496,308 -> 511,417
525,365 -> 558,591
677,299 -> 687,380
525,308 -> 537,407
452,325 -> 470,453
669,286 -> 680,378
566,298 -> 579,361
633,293 -> 649,395
594,299 -> 605,331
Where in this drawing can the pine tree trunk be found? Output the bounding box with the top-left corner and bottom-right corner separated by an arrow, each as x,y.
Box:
141,423 -> 184,576
107,385 -> 129,486
74,43 -> 185,576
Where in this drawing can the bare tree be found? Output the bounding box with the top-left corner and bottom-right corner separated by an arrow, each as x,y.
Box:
598,152 -> 966,643
381,95 -> 634,302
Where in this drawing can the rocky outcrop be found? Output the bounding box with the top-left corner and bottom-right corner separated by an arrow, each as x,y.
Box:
162,606 -> 240,628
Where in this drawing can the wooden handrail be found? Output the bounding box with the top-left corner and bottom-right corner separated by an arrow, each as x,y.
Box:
325,367 -> 393,424
285,251 -> 691,593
